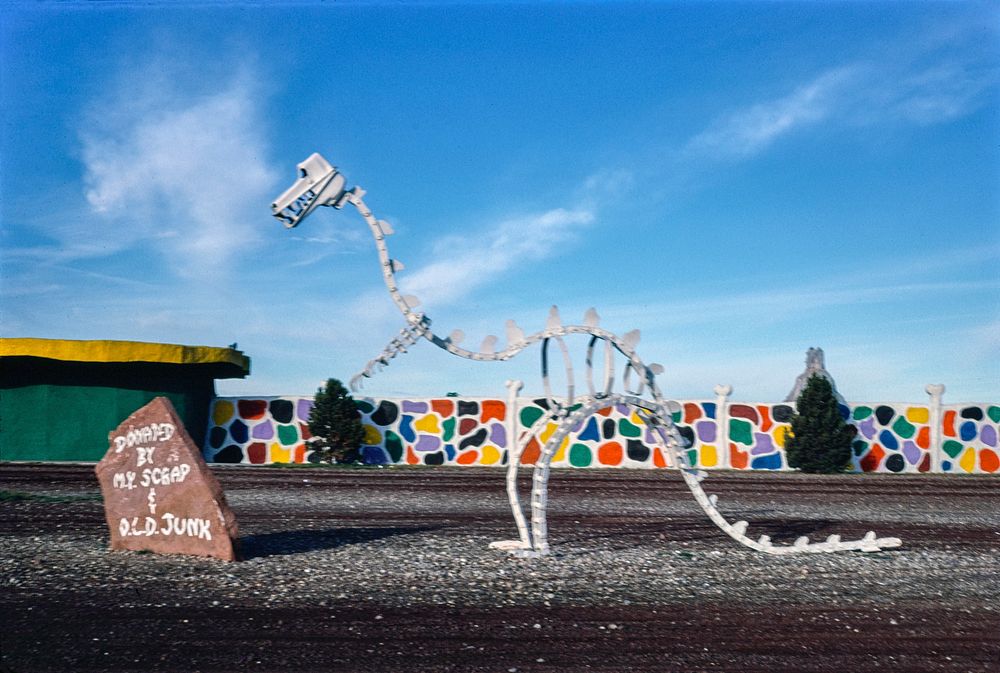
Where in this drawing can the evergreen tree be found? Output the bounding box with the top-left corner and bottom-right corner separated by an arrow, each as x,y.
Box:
307,378 -> 366,464
785,374 -> 854,473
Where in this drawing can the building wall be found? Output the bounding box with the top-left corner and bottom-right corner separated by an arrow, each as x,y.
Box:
0,339 -> 248,462
204,396 -> 1000,474
2,380 -> 213,463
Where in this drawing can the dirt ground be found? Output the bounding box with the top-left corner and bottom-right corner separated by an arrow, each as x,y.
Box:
1,463 -> 997,673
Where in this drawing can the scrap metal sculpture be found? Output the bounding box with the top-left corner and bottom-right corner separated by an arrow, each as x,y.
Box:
272,153 -> 902,557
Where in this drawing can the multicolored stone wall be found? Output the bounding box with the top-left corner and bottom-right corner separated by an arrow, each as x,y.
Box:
202,397 -> 1000,474
715,402 -> 795,471
850,404 -> 933,473
206,398 -> 314,465
941,405 -> 1000,473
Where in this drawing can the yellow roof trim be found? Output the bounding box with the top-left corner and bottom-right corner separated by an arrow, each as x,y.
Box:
0,338 -> 250,376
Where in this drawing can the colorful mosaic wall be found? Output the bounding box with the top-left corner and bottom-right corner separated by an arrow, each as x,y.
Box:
941,405 -> 1000,474
850,404 -> 933,473
651,401 -> 793,471
717,403 -> 796,471
206,398 -> 314,464
203,397 -> 1000,474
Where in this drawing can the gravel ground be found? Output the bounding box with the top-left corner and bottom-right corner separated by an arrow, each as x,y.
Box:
1,463 -> 998,672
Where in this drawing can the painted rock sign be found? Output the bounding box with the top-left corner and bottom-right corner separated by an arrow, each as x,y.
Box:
96,397 -> 240,561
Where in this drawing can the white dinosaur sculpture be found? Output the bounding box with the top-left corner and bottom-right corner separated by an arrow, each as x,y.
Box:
272,153 -> 902,557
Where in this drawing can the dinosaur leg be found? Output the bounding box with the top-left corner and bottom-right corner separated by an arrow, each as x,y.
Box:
489,380 -> 533,552
526,398 -> 609,556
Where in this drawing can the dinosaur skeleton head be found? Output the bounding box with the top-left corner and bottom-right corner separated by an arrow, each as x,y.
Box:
271,153 -> 348,228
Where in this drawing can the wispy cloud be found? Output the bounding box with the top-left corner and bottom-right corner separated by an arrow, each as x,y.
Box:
961,318 -> 1000,358
717,280 -> 985,323
399,206 -> 596,307
686,67 -> 855,160
599,243 -> 1000,330
875,60 -> 997,125
78,57 -> 277,280
685,34 -> 998,162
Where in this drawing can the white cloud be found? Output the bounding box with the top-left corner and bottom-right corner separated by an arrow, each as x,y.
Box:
686,68 -> 855,160
399,207 -> 596,306
579,168 -> 635,200
599,266 -> 1000,333
686,38 -> 997,163
79,62 -> 277,280
881,61 -> 997,125
962,318 -> 1000,357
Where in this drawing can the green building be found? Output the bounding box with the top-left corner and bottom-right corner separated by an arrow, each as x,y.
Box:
1,338 -> 249,462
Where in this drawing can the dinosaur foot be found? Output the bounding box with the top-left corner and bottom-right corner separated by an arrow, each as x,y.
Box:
488,540 -> 547,557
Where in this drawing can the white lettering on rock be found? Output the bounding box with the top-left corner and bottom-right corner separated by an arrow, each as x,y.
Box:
113,423 -> 176,453
139,464 -> 191,487
112,471 -> 136,490
118,514 -> 213,540
118,516 -> 158,536
137,446 -> 156,467
159,513 -> 213,540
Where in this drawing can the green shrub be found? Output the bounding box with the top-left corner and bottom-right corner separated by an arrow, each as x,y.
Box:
307,378 -> 366,464
785,374 -> 854,473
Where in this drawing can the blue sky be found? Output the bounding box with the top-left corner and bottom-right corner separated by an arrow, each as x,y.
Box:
2,1 -> 997,404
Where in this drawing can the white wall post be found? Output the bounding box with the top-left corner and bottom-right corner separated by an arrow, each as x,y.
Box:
713,384 -> 733,469
925,384 -> 946,473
